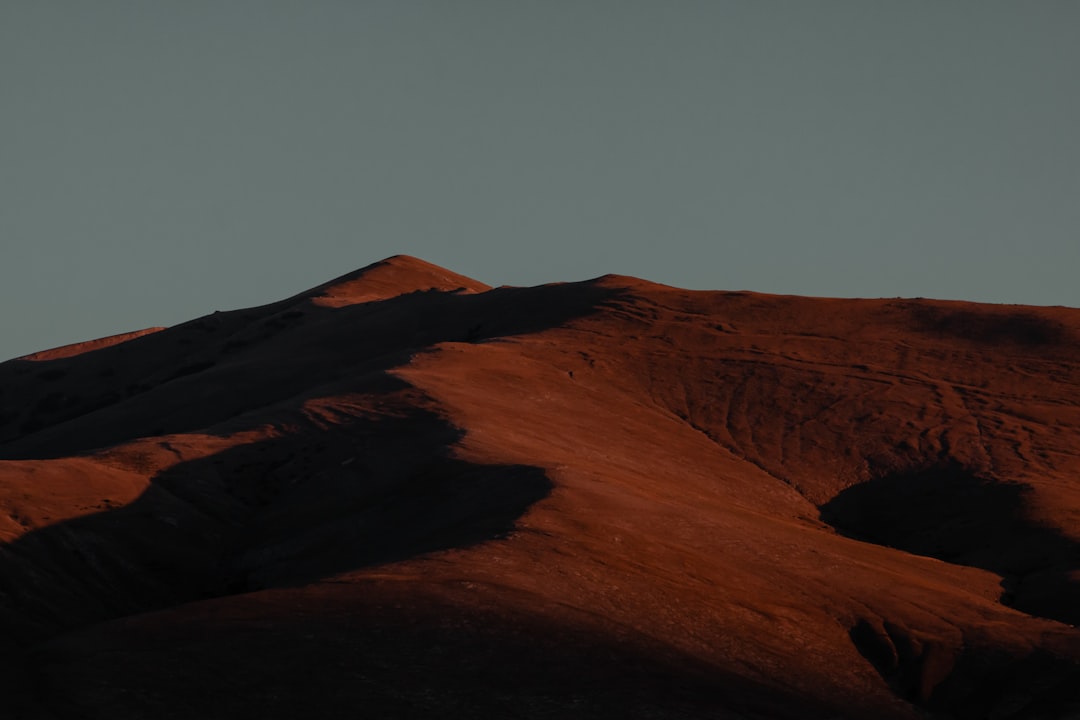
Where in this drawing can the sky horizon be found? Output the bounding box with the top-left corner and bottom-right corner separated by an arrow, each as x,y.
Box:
3,2 -> 1078,361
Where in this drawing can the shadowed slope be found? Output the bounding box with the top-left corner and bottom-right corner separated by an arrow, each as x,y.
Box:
0,266 -> 615,459
0,260 -> 618,635
821,463 -> 1080,624
0,385 -> 551,644
0,254 -> 481,448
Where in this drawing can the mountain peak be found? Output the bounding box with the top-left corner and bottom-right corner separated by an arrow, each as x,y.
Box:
302,255 -> 491,308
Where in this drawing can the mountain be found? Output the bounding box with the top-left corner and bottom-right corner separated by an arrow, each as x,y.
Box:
1,255 -> 1078,719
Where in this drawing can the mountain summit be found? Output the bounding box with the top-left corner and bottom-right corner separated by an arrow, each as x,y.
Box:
298,254 -> 492,307
1,258 -> 1079,718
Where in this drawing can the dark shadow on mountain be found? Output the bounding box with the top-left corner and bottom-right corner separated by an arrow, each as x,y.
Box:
0,387 -> 553,651
905,305 -> 1068,347
821,462 -> 1080,625
847,616 -> 1080,717
0,280 -> 624,460
31,581 -> 849,720
0,273 -> 622,693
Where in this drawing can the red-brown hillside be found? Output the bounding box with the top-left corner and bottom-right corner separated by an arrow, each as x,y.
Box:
1,255 -> 1078,719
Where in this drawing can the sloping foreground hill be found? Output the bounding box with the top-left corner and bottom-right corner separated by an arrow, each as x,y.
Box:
1,255 -> 1078,719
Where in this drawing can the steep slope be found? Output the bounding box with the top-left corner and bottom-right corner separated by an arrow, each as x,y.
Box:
1,259 -> 1078,719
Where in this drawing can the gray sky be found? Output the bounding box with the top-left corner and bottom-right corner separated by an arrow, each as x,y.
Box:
3,2 -> 1078,360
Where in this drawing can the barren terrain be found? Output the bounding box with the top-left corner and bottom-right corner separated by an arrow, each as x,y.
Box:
1,256 -> 1078,718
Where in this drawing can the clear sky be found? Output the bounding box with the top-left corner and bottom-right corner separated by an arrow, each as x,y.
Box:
3,2 -> 1078,360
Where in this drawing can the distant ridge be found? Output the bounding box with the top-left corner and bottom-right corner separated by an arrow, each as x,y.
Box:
16,327 -> 166,362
